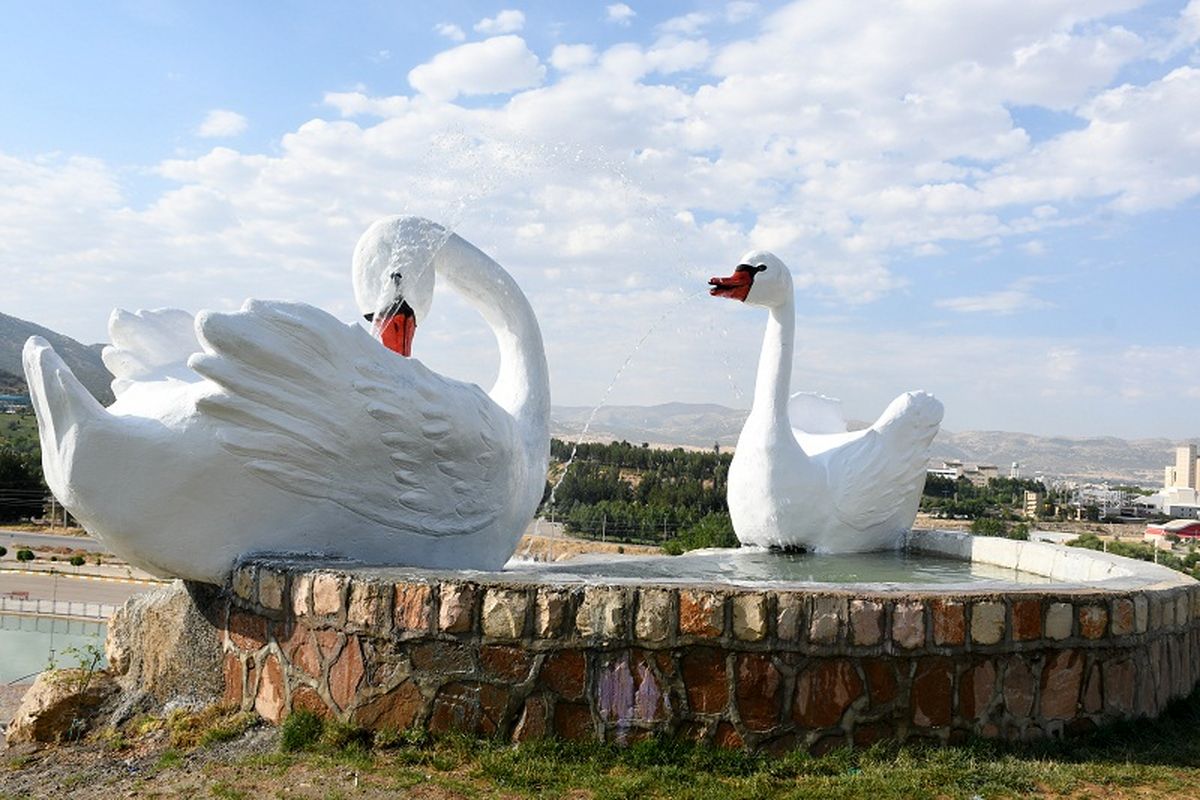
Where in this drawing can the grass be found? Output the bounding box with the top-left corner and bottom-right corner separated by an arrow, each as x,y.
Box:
15,692 -> 1200,798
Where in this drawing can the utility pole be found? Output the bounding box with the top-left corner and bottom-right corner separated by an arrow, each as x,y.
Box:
601,514 -> 606,543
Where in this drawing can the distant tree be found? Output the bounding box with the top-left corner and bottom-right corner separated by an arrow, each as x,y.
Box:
69,554 -> 85,567
0,545 -> 6,558
15,548 -> 34,562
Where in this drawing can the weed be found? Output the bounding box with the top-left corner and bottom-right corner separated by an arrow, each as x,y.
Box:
156,749 -> 183,770
167,705 -> 258,749
279,710 -> 324,752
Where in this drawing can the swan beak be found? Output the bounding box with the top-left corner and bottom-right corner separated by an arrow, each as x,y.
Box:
376,302 -> 417,357
709,269 -> 754,302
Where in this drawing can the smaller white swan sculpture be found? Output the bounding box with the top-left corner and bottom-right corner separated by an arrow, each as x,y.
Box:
709,252 -> 943,552
22,216 -> 550,584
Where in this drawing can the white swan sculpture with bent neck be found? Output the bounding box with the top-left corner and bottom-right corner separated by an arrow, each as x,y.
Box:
709,252 -> 942,552
22,216 -> 549,585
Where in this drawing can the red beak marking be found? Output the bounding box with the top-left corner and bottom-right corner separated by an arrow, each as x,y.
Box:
709,267 -> 756,302
379,311 -> 416,357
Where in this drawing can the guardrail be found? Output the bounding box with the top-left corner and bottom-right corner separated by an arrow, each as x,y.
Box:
0,596 -> 116,620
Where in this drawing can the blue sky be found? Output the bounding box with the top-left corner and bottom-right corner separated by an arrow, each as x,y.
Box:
2,1 -> 1199,439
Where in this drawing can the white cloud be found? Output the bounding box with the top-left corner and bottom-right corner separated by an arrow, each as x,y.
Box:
936,278 -> 1054,315
659,12 -> 710,35
408,36 -> 545,101
550,44 -> 597,72
606,3 -> 635,26
725,2 -> 758,23
434,22 -> 466,42
323,91 -> 410,118
196,109 -> 247,138
474,9 -> 525,35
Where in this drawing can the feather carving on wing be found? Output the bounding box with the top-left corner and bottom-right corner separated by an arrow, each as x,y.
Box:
102,308 -> 202,395
188,300 -> 519,537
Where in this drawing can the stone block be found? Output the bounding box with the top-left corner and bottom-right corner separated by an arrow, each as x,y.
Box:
794,659 -> 863,728
258,568 -> 285,612
347,580 -> 391,631
849,600 -> 883,646
1011,599 -> 1041,641
541,650 -> 587,700
329,636 -> 365,712
512,694 -> 549,742
732,593 -> 768,641
1002,656 -> 1035,718
255,653 -> 286,724
481,644 -> 533,683
312,573 -> 346,618
535,588 -> 570,638
971,602 -> 1006,646
958,659 -> 996,720
1111,598 -> 1135,636
429,681 -> 509,737
231,565 -> 255,602
354,681 -> 423,730
1134,594 -> 1149,634
911,656 -> 953,728
410,641 -> 474,674
863,658 -> 898,707
679,590 -> 724,638
1040,649 -> 1083,720
635,588 -> 674,642
597,651 -> 669,726
394,584 -> 431,632
681,646 -> 728,714
892,601 -> 925,649
1078,605 -> 1107,640
809,597 -> 845,645
553,701 -> 594,741
4,669 -> 120,744
735,653 -> 782,732
1177,593 -> 1190,627
931,599 -> 965,646
776,594 -> 803,640
291,685 -> 332,719
576,587 -> 627,640
227,609 -> 268,653
438,583 -> 476,634
291,573 -> 312,618
1045,602 -> 1073,640
482,588 -> 530,640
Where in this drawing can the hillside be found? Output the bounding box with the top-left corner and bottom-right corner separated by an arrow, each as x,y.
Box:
552,402 -> 1190,486
0,312 -> 114,405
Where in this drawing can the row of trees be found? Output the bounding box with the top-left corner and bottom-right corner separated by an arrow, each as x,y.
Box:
544,439 -> 735,551
920,475 -> 1047,520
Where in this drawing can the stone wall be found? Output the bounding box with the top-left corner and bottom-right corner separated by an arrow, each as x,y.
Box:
217,550 -> 1200,753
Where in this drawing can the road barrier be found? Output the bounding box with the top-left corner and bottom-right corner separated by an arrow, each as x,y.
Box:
0,596 -> 116,620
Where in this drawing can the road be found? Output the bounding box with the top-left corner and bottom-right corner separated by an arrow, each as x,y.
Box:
0,530 -> 107,553
0,571 -> 150,606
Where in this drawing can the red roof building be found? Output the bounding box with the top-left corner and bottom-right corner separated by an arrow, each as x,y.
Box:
1145,519 -> 1200,539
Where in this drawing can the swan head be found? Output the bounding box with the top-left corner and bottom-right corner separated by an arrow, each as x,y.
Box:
352,216 -> 448,356
709,250 -> 792,308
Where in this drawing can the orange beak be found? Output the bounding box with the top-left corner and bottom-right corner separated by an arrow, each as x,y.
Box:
371,301 -> 417,357
709,267 -> 755,302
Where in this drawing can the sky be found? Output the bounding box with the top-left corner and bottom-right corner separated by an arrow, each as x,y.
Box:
1,1 -> 1198,439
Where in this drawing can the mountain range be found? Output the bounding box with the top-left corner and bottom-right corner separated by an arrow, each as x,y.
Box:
0,312 -> 1186,486
0,312 -> 113,405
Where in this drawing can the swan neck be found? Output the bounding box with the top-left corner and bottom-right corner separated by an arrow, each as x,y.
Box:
433,235 -> 550,436
749,298 -> 794,432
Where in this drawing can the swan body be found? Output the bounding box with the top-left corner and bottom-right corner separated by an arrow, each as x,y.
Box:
22,216 -> 550,584
709,252 -> 942,553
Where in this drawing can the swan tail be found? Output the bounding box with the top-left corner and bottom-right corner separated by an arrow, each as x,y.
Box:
872,391 -> 943,444
22,336 -> 109,493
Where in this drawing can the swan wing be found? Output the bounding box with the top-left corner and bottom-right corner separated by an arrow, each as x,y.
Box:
824,392 -> 943,530
787,391 -> 847,435
102,308 -> 202,395
188,299 -> 519,537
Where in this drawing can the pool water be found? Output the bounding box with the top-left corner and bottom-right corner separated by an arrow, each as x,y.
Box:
0,615 -> 106,684
509,547 -> 1052,586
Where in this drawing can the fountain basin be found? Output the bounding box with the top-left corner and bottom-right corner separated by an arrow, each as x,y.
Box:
211,529 -> 1200,751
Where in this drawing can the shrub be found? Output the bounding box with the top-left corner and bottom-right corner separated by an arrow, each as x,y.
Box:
0,545 -> 6,557
15,548 -> 34,562
279,710 -> 325,752
69,555 -> 85,567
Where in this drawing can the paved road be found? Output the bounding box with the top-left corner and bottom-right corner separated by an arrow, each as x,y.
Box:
0,571 -> 149,606
0,530 -> 107,553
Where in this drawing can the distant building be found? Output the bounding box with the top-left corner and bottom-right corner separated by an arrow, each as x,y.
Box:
1165,444 -> 1200,491
1010,462 -> 1021,479
1023,490 -> 1043,519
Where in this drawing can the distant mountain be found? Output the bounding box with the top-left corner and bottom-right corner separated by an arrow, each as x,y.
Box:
551,402 -> 1188,486
0,312 -> 114,405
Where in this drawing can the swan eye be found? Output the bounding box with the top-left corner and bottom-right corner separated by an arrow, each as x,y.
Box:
735,263 -> 768,274
390,271 -> 403,283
